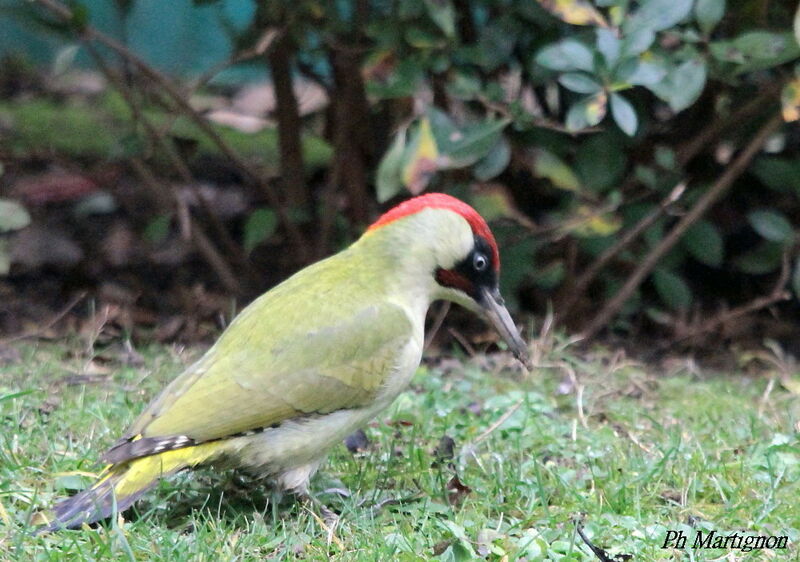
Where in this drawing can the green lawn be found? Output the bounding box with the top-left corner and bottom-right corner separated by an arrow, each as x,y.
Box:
1,337 -> 798,560
0,95 -> 332,172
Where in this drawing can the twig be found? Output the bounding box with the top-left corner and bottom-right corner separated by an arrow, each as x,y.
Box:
189,28 -> 282,94
191,228 -> 244,294
304,506 -> 344,550
566,366 -> 588,430
582,112 -> 784,339
757,376 -> 776,418
575,519 -> 615,562
676,81 -> 784,166
447,327 -> 476,357
424,302 -> 452,351
614,423 -> 654,455
153,28 -> 283,153
0,291 -> 87,344
477,95 -> 603,135
85,43 -> 248,271
667,251 -> 792,346
560,84 -> 784,319
560,182 -> 686,317
296,60 -> 333,94
128,158 -> 241,293
364,490 -> 427,515
31,0 -> 309,259
469,398 -> 523,447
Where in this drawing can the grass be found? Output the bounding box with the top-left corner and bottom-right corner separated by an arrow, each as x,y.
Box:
1,335 -> 799,560
0,94 -> 332,171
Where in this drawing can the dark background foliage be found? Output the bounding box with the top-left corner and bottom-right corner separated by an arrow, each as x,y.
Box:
1,0 -> 799,354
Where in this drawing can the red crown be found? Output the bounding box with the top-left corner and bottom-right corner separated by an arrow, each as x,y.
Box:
367,193 -> 499,272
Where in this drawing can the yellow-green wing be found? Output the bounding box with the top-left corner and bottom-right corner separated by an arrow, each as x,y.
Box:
107,252 -> 415,460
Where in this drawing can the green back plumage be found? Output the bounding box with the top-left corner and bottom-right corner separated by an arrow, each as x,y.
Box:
111,236 -> 416,457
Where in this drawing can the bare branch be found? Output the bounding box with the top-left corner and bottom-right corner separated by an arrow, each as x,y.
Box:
582,112 -> 784,339
667,251 -> 793,346
676,81 -> 784,167
85,43 -> 248,268
128,158 -> 241,293
31,0 -> 309,259
559,182 -> 686,317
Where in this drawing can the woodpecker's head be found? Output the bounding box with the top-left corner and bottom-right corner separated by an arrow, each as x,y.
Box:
365,193 -> 528,363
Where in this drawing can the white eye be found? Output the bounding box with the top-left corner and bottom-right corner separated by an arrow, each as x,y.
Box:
473,253 -> 488,272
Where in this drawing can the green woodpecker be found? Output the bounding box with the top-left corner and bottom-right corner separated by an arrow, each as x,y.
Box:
46,192 -> 527,530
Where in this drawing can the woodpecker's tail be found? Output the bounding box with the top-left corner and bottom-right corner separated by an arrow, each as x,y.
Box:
43,442 -> 219,531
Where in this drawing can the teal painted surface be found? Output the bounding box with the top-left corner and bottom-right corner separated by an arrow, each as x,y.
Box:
0,0 -> 256,77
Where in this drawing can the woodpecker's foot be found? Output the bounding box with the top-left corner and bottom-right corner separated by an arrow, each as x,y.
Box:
319,503 -> 340,530
364,489 -> 427,517
298,492 -> 340,539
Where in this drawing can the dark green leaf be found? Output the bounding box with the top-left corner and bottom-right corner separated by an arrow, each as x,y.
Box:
652,268 -> 693,310
683,220 -> 724,267
446,70 -> 483,100
796,2 -> 800,47
114,132 -> 148,159
610,93 -> 638,136
559,72 -> 602,94
365,58 -> 423,99
376,128 -> 408,203
596,28 -> 620,67
624,0 -> 693,33
695,0 -> 725,34
734,241 -> 784,274
405,26 -> 447,48
535,39 -> 595,72
709,32 -> 800,74
635,165 -> 658,188
624,60 -> 667,86
566,92 -> 608,131
614,57 -> 639,82
747,210 -> 795,243
143,214 -> 172,244
69,2 -> 90,31
474,21 -> 519,71
575,133 -> 627,193
244,207 -> 278,254
620,28 -> 656,57
0,239 -> 9,276
0,390 -> 35,403
443,119 -> 510,167
498,236 -> 538,310
531,149 -> 582,191
427,107 -> 459,146
792,257 -> 800,300
752,157 -> 800,194
423,0 -> 456,38
649,59 -> 707,112
531,260 -> 565,289
473,138 -> 511,181
654,145 -> 676,170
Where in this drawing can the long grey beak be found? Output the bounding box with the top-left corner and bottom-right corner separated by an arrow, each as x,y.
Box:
480,287 -> 529,365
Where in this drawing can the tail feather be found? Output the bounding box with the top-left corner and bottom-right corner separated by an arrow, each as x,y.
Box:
47,465 -> 150,531
44,442 -> 219,531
